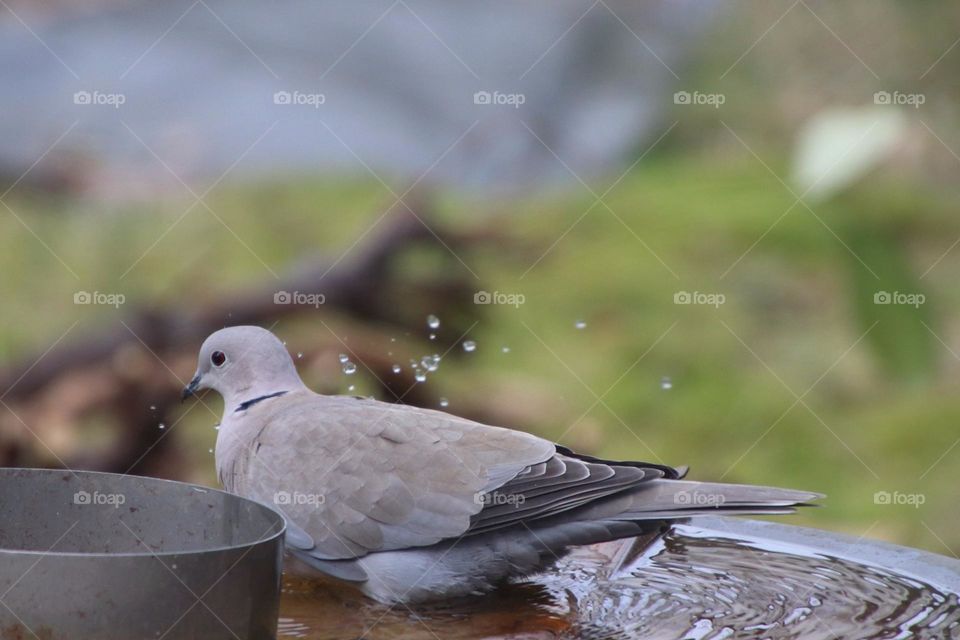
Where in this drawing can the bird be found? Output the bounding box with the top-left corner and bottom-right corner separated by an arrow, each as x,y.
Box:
182,325 -> 822,604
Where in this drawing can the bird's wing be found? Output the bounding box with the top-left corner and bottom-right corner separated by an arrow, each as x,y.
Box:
240,394 -> 555,560
464,448 -> 681,536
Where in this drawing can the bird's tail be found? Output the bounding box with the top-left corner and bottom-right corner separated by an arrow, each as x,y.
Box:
515,479 -> 821,565
574,479 -> 822,522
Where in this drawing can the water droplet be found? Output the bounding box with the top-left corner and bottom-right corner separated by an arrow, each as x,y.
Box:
429,333 -> 436,341
296,352 -> 303,359
421,355 -> 440,372
501,346 -> 510,353
427,314 -> 440,329
392,364 -> 402,374
390,337 -> 396,343
348,384 -> 355,392
414,371 -> 427,383
439,397 -> 449,407
342,361 -> 357,375
338,353 -> 349,364
463,340 -> 476,352
149,405 -> 157,411
158,423 -> 165,430
214,425 -> 220,431
660,376 -> 673,390
208,448 -> 213,454
575,320 -> 587,330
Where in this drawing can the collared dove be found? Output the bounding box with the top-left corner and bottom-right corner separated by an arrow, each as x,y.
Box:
183,326 -> 822,603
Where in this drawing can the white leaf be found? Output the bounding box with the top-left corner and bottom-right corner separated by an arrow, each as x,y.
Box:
791,107 -> 907,202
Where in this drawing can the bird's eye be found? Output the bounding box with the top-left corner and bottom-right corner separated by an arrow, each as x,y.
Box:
211,351 -> 226,367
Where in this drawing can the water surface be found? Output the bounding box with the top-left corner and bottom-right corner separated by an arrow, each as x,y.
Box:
278,524 -> 960,639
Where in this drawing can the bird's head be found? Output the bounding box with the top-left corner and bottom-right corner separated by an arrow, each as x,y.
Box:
182,325 -> 304,407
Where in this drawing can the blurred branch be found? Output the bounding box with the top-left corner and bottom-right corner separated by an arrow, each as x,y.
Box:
0,198 -> 498,475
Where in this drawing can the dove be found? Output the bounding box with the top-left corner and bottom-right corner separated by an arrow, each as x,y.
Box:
182,325 -> 822,603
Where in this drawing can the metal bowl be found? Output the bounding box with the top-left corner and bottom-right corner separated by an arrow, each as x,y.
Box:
0,468 -> 285,640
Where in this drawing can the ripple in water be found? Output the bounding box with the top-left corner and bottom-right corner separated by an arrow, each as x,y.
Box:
278,525 -> 960,639
562,527 -> 960,640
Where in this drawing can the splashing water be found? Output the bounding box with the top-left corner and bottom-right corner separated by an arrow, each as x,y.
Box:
463,340 -> 477,353
422,355 -> 441,372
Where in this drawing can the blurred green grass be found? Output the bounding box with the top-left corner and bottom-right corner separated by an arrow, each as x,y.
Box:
2,153 -> 959,556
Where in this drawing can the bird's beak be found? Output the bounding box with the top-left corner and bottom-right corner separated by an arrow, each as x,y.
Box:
181,374 -> 201,402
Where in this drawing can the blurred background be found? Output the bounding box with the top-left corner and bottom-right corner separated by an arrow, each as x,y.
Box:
0,0 -> 957,556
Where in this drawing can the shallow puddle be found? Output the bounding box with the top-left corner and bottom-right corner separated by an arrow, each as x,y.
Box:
278,524 -> 960,639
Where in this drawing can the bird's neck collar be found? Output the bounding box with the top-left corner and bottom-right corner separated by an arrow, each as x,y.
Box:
234,390 -> 289,413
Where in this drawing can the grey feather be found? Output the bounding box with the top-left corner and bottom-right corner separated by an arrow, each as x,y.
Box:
282,515 -> 315,550
291,550 -> 368,582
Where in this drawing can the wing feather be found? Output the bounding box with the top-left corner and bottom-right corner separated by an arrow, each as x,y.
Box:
465,455 -> 667,535
237,394 -> 554,559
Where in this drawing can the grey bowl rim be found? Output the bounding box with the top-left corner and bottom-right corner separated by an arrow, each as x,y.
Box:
0,467 -> 286,559
689,515 -> 960,593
